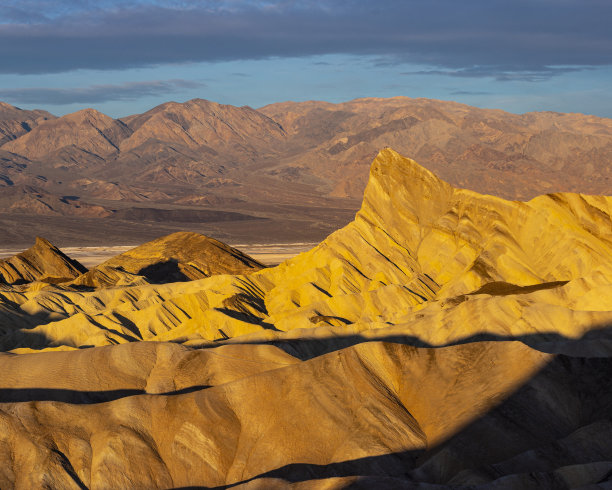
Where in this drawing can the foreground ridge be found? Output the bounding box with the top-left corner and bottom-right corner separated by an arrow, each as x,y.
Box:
0,148 -> 611,488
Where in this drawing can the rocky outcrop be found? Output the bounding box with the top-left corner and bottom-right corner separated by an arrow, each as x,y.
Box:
0,236 -> 86,285
72,231 -> 265,288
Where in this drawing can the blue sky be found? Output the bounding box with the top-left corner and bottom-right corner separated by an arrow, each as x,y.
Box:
1,0 -> 611,118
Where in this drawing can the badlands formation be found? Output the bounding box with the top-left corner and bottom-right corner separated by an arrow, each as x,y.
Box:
0,149 -> 612,488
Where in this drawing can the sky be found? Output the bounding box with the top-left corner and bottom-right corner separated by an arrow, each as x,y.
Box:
0,0 -> 611,118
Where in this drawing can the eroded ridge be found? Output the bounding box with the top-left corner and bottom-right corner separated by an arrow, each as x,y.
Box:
0,149 -> 611,488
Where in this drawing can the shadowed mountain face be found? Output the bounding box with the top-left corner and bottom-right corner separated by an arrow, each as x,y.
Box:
1,97 -> 611,246
0,150 -> 610,488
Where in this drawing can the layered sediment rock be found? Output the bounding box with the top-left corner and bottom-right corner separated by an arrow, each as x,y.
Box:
0,149 -> 611,488
0,237 -> 86,285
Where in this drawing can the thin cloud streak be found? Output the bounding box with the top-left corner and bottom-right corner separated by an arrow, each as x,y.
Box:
401,66 -> 591,82
0,1 -> 610,75
0,79 -> 205,105
450,90 -> 493,96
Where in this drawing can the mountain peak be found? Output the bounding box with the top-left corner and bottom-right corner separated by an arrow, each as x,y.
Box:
371,147 -> 448,187
360,148 -> 455,227
0,101 -> 19,110
2,107 -> 131,160
0,236 -> 86,285
62,108 -> 114,124
119,97 -> 285,153
34,236 -> 55,249
72,231 -> 264,288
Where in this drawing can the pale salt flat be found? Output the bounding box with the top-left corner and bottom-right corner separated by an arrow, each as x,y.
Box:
0,243 -> 317,268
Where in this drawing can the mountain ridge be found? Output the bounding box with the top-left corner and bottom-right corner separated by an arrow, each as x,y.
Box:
0,96 -> 611,246
0,102 -> 55,146
2,107 -> 132,161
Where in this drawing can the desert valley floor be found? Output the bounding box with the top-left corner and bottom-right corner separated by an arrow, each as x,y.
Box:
0,242 -> 316,269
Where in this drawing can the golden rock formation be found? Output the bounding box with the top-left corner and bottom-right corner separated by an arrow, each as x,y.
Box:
0,149 -> 611,488
71,231 -> 265,288
0,236 -> 86,285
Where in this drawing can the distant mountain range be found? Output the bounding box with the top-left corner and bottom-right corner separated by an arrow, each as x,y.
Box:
0,97 -> 611,246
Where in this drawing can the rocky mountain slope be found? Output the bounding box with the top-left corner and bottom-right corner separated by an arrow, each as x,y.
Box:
0,185 -> 112,217
2,108 -> 131,162
1,97 -> 611,245
0,149 -> 610,488
0,102 -> 55,146
260,97 -> 612,199
120,98 -> 285,153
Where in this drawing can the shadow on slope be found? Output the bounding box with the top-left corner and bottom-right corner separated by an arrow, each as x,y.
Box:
2,327 -> 612,487
191,333 -> 612,488
0,384 -> 211,404
203,450 -> 423,489
136,258 -> 191,283
198,322 -> 612,361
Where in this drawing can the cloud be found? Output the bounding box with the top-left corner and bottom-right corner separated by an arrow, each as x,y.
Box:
0,5 -> 49,23
450,90 -> 493,96
0,1 -> 611,76
402,66 -> 589,82
0,79 -> 205,105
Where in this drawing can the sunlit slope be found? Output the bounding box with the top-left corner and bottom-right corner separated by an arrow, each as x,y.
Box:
0,237 -> 87,286
258,147 -> 612,334
0,148 -> 611,352
0,340 -> 554,488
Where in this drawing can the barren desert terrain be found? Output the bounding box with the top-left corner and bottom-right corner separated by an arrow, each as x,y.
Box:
1,97 -> 612,247
0,148 -> 611,488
